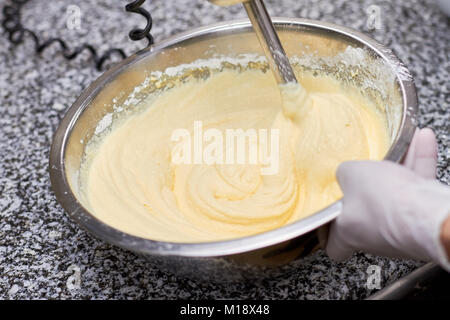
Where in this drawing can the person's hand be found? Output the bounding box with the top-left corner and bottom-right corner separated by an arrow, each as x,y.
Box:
325,128 -> 450,271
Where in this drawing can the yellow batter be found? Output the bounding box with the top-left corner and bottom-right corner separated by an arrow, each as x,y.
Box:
83,68 -> 389,242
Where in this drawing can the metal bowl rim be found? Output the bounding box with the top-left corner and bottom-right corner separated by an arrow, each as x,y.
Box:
49,17 -> 417,257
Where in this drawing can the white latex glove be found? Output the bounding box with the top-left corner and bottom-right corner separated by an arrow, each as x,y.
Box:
326,128 -> 450,271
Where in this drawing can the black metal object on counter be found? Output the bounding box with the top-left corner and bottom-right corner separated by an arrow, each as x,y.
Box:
1,0 -> 153,70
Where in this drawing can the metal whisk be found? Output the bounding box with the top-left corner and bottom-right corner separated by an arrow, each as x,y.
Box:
209,0 -> 298,85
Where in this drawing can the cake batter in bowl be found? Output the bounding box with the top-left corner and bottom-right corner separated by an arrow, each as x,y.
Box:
50,18 -> 417,281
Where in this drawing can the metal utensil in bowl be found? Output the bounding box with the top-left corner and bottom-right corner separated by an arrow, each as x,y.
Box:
49,18 -> 418,282
211,0 -> 298,84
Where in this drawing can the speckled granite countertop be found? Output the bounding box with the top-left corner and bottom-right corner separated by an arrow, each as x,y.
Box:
0,0 -> 448,299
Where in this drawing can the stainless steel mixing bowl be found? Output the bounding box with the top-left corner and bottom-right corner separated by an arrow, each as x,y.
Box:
49,18 -> 418,282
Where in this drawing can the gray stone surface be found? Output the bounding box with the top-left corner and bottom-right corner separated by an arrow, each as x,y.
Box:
0,0 -> 448,299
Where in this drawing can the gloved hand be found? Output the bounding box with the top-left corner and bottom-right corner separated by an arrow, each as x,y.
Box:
326,128 -> 450,271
